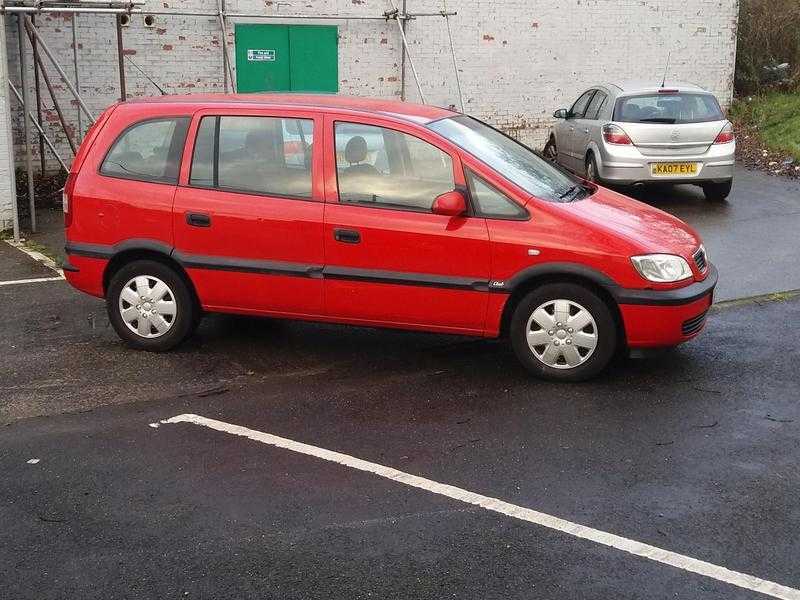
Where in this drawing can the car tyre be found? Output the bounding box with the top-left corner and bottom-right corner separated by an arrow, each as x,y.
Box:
543,138 -> 558,163
107,259 -> 197,351
509,283 -> 617,382
585,153 -> 601,184
702,180 -> 732,202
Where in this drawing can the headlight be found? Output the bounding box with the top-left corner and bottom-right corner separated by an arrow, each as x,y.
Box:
631,254 -> 692,283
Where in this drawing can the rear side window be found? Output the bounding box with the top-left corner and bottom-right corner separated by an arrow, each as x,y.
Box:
585,91 -> 607,120
189,115 -> 313,199
334,122 -> 454,211
101,117 -> 189,183
614,93 -> 724,124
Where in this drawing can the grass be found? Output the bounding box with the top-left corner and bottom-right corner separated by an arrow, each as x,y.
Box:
729,92 -> 800,162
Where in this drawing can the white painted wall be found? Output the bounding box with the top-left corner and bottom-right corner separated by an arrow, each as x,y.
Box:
0,0 -> 739,229
0,15 -> 18,233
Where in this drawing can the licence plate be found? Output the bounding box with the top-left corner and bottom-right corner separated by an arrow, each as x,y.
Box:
651,162 -> 698,177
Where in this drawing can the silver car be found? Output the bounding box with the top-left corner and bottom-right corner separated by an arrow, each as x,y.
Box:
543,81 -> 735,201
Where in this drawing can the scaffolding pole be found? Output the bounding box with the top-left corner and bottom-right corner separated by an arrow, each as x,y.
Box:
8,80 -> 69,172
31,13 -> 44,174
1,3 -> 448,20
115,14 -> 126,101
399,0 -> 406,101
24,21 -> 78,154
24,16 -> 95,122
217,0 -> 234,92
385,5 -> 425,104
71,12 -> 81,138
17,14 -> 36,232
442,2 -> 463,112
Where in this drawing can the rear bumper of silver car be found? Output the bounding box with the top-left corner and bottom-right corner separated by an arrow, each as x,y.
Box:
596,141 -> 735,184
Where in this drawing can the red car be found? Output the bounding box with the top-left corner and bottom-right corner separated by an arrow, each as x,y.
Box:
63,94 -> 716,381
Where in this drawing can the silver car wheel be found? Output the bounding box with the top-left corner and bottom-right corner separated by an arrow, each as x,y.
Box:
525,299 -> 598,369
118,275 -> 177,339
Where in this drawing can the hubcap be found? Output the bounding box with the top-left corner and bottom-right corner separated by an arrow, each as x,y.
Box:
118,275 -> 177,339
525,299 -> 598,369
586,161 -> 596,181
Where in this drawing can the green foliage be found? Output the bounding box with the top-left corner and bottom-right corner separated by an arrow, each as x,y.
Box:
730,92 -> 800,161
735,0 -> 800,94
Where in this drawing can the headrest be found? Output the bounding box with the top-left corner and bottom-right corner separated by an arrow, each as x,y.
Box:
344,136 -> 369,164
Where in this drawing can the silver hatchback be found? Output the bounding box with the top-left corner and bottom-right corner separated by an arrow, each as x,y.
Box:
544,81 -> 735,201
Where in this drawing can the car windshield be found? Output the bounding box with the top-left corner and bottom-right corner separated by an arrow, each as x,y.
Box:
614,92 -> 724,124
428,115 -> 589,203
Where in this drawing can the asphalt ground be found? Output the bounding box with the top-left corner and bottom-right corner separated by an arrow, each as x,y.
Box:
623,165 -> 800,301
2,164 -> 800,599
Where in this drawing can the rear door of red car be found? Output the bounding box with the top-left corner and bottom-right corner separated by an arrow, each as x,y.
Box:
321,113 -> 490,334
173,107 -> 325,316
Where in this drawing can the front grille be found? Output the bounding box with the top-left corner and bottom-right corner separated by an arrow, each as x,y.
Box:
693,246 -> 707,272
682,311 -> 708,336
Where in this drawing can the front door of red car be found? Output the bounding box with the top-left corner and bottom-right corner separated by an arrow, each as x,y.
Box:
321,115 -> 490,334
173,109 -> 325,316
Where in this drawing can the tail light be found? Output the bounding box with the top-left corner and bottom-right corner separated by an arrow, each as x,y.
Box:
63,172 -> 76,228
713,123 -> 735,144
602,124 -> 632,145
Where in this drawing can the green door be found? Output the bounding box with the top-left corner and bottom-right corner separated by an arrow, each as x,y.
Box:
235,24 -> 338,93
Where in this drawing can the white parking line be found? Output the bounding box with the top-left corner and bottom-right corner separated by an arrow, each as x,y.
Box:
157,413 -> 800,600
0,276 -> 64,286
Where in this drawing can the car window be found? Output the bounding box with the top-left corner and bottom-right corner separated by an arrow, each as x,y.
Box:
189,116 -> 215,187
569,90 -> 596,118
585,91 -> 607,120
189,115 -> 313,198
428,115 -> 589,203
466,170 -> 527,219
334,122 -> 454,211
101,117 -> 189,183
614,93 -> 724,124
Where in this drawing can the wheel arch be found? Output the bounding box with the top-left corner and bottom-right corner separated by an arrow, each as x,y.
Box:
102,243 -> 200,311
498,264 -> 625,343
585,141 -> 603,173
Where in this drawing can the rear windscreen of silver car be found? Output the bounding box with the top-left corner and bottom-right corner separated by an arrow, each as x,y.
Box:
613,93 -> 724,124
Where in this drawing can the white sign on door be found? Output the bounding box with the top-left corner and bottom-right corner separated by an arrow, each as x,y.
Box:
247,49 -> 276,62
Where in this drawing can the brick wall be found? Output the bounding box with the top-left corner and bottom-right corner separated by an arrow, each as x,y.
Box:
1,0 -> 739,179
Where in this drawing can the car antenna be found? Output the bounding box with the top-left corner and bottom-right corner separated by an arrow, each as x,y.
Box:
660,51 -> 671,89
125,55 -> 167,95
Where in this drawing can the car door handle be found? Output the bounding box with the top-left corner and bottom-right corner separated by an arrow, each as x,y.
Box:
333,228 -> 361,244
186,212 -> 211,227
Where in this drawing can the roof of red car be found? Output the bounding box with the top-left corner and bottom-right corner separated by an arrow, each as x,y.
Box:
125,93 -> 457,124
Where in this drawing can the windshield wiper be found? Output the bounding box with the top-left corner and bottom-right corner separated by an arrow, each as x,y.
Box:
558,184 -> 584,201
558,183 -> 593,203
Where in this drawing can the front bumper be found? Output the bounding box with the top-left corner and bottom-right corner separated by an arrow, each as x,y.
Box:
597,142 -> 735,184
614,265 -> 718,347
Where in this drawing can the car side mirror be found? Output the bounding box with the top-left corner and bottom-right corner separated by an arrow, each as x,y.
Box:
432,190 -> 467,217
553,108 -> 568,119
